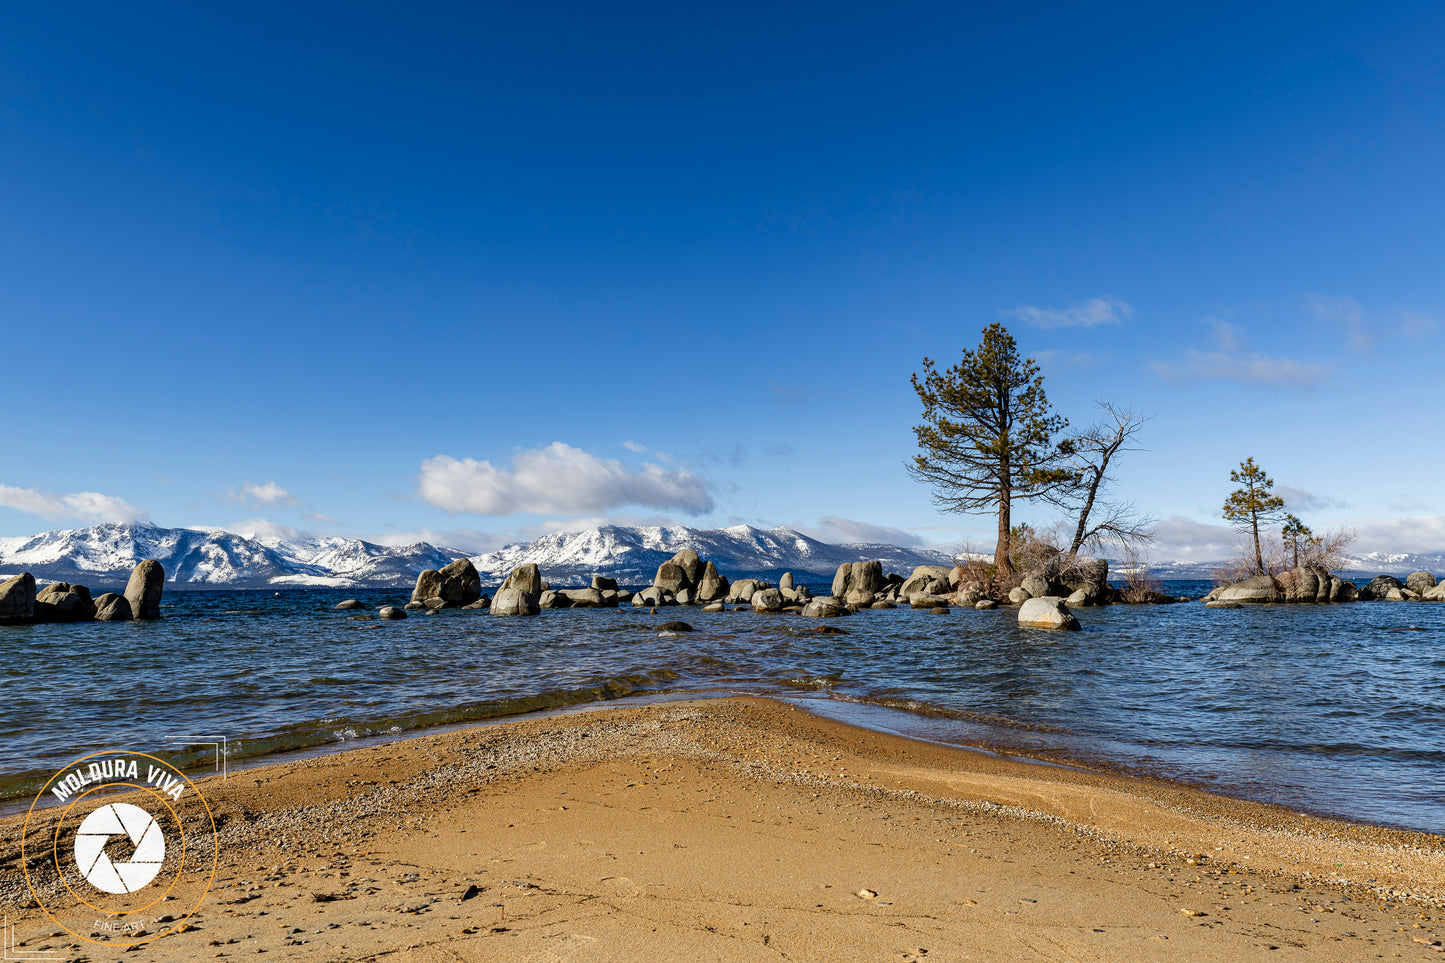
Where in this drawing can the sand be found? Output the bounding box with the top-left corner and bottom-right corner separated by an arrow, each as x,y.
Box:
5,696 -> 1445,961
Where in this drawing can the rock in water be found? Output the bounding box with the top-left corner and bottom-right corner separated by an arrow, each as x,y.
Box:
124,560 -> 164,620
671,549 -> 705,588
411,569 -> 443,603
802,598 -> 849,618
1007,586 -> 1030,605
0,572 -> 36,624
378,606 -> 406,619
335,599 -> 366,610
93,593 -> 133,621
1017,596 -> 1081,630
501,563 -> 544,597
1216,574 -> 1282,604
591,575 -> 618,592
1362,575 -> 1405,601
695,561 -> 729,602
1405,571 -> 1437,596
974,599 -> 997,610
751,588 -> 785,612
436,558 -> 482,606
831,563 -> 853,599
35,583 -> 96,623
491,586 -> 541,616
656,620 -> 694,632
654,560 -> 691,595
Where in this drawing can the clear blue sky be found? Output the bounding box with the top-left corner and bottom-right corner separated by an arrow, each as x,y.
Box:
2,2 -> 1442,560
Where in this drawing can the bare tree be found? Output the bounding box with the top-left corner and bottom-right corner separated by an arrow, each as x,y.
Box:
1048,402 -> 1155,556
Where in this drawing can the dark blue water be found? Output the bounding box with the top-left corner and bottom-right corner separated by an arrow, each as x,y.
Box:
3,582 -> 1443,833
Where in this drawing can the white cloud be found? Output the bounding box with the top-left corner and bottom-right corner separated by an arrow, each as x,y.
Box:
793,516 -> 926,548
1275,485 -> 1348,513
1208,317 -> 1241,352
228,481 -> 300,508
0,485 -> 147,524
1344,515 -> 1445,556
417,442 -> 714,516
1151,350 -> 1331,386
1400,309 -> 1439,338
622,440 -> 648,453
1147,516 -> 1241,562
1003,297 -> 1131,329
1304,293 -> 1371,351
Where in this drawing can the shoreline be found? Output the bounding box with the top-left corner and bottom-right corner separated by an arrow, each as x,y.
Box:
5,697 -> 1444,960
4,684 -> 1441,840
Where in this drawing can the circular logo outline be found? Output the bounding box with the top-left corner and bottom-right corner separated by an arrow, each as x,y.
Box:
21,749 -> 219,949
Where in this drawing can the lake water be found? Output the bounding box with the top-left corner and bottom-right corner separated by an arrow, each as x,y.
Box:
3,581 -> 1443,833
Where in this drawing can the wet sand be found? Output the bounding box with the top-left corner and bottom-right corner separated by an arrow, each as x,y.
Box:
5,696 -> 1445,961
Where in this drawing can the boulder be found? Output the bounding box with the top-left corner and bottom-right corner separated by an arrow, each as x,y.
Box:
1065,588 -> 1089,608
654,561 -> 691,595
411,569 -> 443,603
1205,600 -> 1243,609
974,599 -> 997,610
908,593 -> 947,609
1017,596 -> 1081,630
491,586 -> 541,616
501,563 -> 544,597
831,563 -> 853,599
1406,572 -> 1438,596
335,599 -> 366,610
93,593 -> 133,621
378,606 -> 406,619
592,575 -> 618,592
562,588 -> 605,608
539,590 -> 570,609
751,588 -> 785,613
1019,574 -> 1049,599
403,601 -> 426,610
802,598 -> 849,618
851,561 -> 884,596
433,558 -> 482,606
657,620 -> 694,632
675,587 -> 694,605
1007,586 -> 1031,605
124,559 -> 164,620
672,549 -> 705,587
779,572 -> 794,591
1332,579 -> 1359,603
35,583 -> 96,623
1423,582 -> 1445,601
0,572 -> 37,624
462,599 -> 490,610
701,602 -> 726,612
695,562 -> 729,602
726,578 -> 762,604
423,596 -> 449,610
871,600 -> 897,609
1364,572 -> 1398,595
1216,575 -> 1282,604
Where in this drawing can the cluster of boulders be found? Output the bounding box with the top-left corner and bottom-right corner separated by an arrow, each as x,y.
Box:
0,561 -> 165,624
1204,568 -> 1445,607
382,551 -> 1127,630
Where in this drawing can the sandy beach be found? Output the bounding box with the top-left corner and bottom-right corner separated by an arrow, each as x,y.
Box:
6,696 -> 1445,961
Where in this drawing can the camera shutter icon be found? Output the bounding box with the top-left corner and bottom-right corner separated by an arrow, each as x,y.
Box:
73,803 -> 166,894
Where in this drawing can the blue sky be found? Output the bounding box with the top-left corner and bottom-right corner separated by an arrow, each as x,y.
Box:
2,2 -> 1442,561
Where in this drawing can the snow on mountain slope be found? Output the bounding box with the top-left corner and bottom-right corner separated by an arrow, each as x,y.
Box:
0,523 -> 468,590
469,524 -> 956,586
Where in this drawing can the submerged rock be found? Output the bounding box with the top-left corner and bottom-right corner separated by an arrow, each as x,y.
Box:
93,592 -> 133,621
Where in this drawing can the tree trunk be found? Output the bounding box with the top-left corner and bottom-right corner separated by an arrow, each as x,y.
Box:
1252,514 -> 1264,574
1068,468 -> 1101,556
995,490 -> 1012,577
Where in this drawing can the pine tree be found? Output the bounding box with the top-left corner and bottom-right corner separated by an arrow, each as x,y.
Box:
909,323 -> 1071,577
1222,457 -> 1287,575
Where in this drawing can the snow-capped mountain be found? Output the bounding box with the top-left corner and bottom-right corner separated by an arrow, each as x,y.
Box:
469,524 -> 956,586
0,523 -> 465,590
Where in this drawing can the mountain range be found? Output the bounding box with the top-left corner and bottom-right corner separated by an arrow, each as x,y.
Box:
1,522 -> 1438,591
0,522 -> 956,591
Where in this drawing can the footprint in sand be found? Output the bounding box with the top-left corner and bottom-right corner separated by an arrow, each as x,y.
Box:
598,875 -> 643,897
